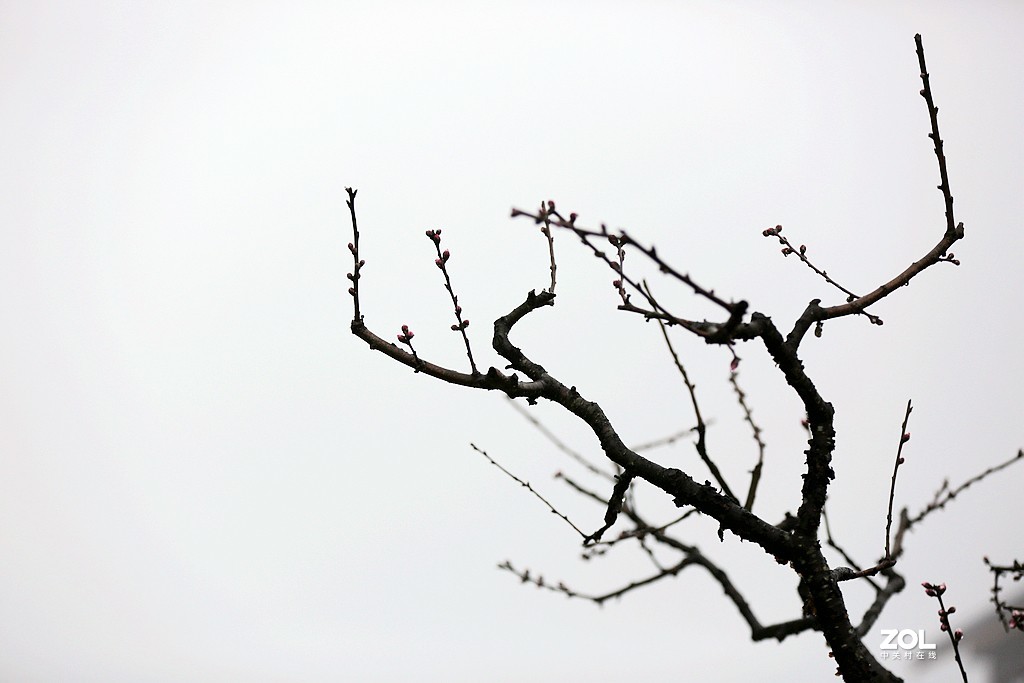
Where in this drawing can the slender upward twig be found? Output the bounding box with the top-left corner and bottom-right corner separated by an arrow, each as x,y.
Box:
654,318 -> 738,503
345,187 -> 363,322
729,370 -> 766,511
426,230 -> 479,374
885,400 -> 913,560
538,202 -> 557,293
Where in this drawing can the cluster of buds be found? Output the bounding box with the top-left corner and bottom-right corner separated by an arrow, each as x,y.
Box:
762,224 -> 783,237
923,582 -> 964,644
425,228 -> 442,244
435,249 -> 451,269
1008,609 -> 1024,631
397,324 -> 414,345
942,252 -> 961,266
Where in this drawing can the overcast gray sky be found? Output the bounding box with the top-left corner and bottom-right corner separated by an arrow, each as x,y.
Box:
2,2 -> 1022,681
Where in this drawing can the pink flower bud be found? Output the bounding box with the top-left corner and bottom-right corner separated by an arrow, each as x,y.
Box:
730,357 -> 740,371
442,249 -> 450,262
901,433 -> 911,443
435,259 -> 444,268
462,319 -> 470,328
954,629 -> 963,643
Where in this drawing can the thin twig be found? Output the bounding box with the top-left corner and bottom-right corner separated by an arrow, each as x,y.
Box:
729,369 -> 767,510
538,201 -> 557,293
761,225 -> 882,326
915,34 -> 958,237
345,187 -> 363,322
885,400 -> 913,560
629,429 -> 697,453
907,449 -> 1023,526
504,396 -> 615,480
427,230 -> 478,374
923,583 -> 968,683
654,317 -> 738,503
822,507 -> 881,592
470,443 -> 587,539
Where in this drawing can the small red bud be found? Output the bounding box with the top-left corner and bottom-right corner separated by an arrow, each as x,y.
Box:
569,212 -> 577,221
348,287 -> 355,296
462,319 -> 470,328
897,457 -> 905,464
901,433 -> 911,443
442,249 -> 450,261
954,629 -> 963,642
435,258 -> 444,268
348,242 -> 356,253
730,357 -> 740,371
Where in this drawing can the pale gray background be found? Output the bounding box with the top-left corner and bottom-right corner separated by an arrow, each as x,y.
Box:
1,2 -> 1021,681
